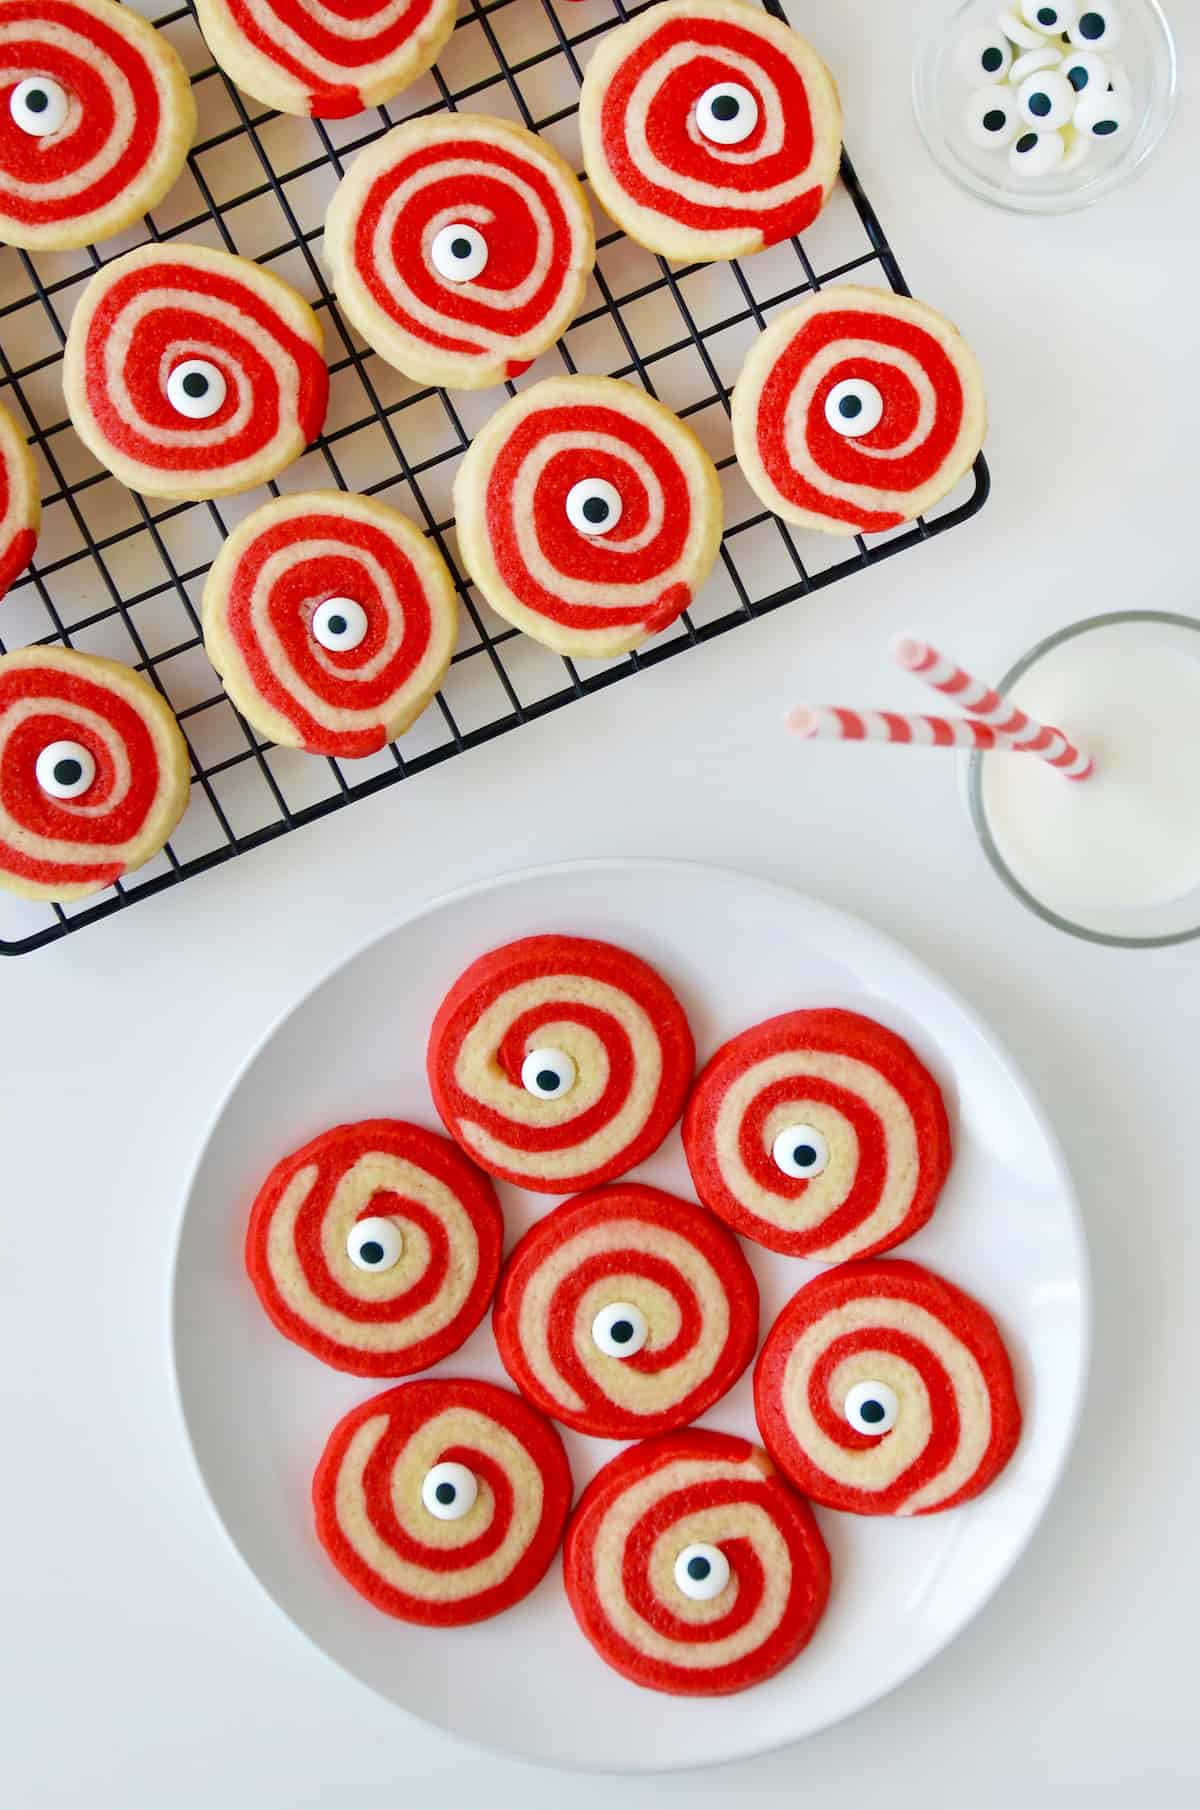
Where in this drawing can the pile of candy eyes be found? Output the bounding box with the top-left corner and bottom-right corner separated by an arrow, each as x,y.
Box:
959,3 -> 1132,177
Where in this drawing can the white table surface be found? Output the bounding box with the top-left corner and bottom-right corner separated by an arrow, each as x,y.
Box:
4,3 -> 1197,1804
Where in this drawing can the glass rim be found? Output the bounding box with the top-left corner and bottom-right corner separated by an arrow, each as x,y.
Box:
966,610 -> 1200,949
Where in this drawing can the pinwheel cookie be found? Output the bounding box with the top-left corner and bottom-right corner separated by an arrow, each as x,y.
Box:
754,1258 -> 1022,1515
453,375 -> 723,659
62,243 -> 328,502
683,1007 -> 952,1261
731,285 -> 987,535
563,1428 -> 830,1696
313,1377 -> 572,1625
194,0 -> 457,120
428,933 -> 695,1193
246,1119 -> 503,1377
0,645 -> 189,901
579,0 -> 841,263
201,491 -> 457,758
0,399 -> 38,601
493,1183 -> 758,1440
325,114 -> 594,390
0,0 -> 196,251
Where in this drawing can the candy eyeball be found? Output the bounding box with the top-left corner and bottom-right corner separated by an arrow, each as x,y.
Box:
997,8 -> 1055,50
312,596 -> 369,651
421,1461 -> 478,1521
964,86 -> 1022,147
823,377 -> 884,437
771,1123 -> 830,1179
695,81 -> 759,145
1017,68 -> 1076,128
166,359 -> 227,420
1061,48 -> 1108,93
957,28 -> 1013,82
1020,1 -> 1078,30
1074,84 -> 1132,138
844,1380 -> 900,1435
1009,45 -> 1062,84
1068,6 -> 1122,50
1008,125 -> 1067,174
9,76 -> 69,137
565,477 -> 622,536
673,1542 -> 730,1601
430,223 -> 488,283
346,1215 -> 403,1271
521,1047 -> 577,1098
35,739 -> 96,799
591,1300 -> 649,1358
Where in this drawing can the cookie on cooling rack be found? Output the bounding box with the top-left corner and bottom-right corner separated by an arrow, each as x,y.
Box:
0,0 -> 197,251
453,375 -> 723,659
0,398 -> 38,602
731,285 -> 987,535
563,1427 -> 831,1696
0,645 -> 189,902
246,1118 -> 503,1378
313,1376 -> 572,1625
428,933 -> 695,1193
754,1257 -> 1022,1515
579,0 -> 842,264
201,490 -> 457,758
682,1007 -> 952,1260
62,243 -> 328,502
194,0 -> 457,119
492,1182 -> 758,1440
325,113 -> 594,391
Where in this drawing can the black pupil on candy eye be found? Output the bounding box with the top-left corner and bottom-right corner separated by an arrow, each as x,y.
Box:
1029,91 -> 1052,117
1016,132 -> 1038,152
1068,66 -> 1089,89
435,1482 -> 457,1505
1079,11 -> 1104,39
711,94 -> 739,120
610,1319 -> 634,1345
27,88 -> 49,112
838,396 -> 863,419
981,46 -> 1002,72
686,1556 -> 711,1581
182,371 -> 209,398
1094,118 -> 1118,134
581,496 -> 609,524
53,757 -> 82,787
1037,7 -> 1056,23
536,1068 -> 560,1091
359,1240 -> 384,1264
983,109 -> 1007,130
793,1143 -> 817,1167
326,614 -> 347,636
451,237 -> 472,260
860,1399 -> 887,1425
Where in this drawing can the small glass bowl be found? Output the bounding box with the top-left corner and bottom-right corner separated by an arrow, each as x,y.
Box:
913,0 -> 1177,213
967,612 -> 1200,947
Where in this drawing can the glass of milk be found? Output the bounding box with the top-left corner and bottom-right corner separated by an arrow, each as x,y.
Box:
967,613 -> 1200,946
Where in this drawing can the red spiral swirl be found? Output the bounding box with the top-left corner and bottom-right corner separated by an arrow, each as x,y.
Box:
198,0 -> 454,117
0,399 -> 37,601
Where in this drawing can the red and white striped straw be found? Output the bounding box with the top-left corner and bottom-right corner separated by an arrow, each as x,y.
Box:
893,636 -> 1094,780
786,706 -> 1027,751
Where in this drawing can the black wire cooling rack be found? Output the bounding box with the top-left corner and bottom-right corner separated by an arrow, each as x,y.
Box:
0,0 -> 989,955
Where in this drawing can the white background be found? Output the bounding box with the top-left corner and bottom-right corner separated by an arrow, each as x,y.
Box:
2,1 -> 1197,1804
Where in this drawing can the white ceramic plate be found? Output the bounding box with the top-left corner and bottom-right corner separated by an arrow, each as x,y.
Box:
170,860 -> 1090,1772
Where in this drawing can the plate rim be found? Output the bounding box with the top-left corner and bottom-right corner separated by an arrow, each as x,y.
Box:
167,856 -> 1093,1772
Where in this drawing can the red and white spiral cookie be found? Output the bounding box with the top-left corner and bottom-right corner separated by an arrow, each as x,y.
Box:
325,115 -> 594,391
246,1119 -> 503,1378
579,0 -> 841,264
428,935 -> 695,1194
0,645 -> 189,901
62,243 -> 328,502
0,0 -> 196,251
754,1258 -> 1022,1516
0,398 -> 38,601
493,1183 -> 758,1440
731,285 -> 987,536
194,0 -> 456,120
564,1428 -> 830,1696
202,491 -> 457,758
313,1377 -> 572,1625
683,1008 -> 952,1261
453,375 -> 722,659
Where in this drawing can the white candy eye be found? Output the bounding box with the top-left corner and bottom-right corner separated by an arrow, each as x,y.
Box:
10,76 -> 69,137
565,477 -> 622,536
35,738 -> 95,799
1008,126 -> 1066,174
421,1461 -> 478,1521
1017,69 -> 1076,128
997,8 -> 1055,50
695,82 -> 759,145
1021,1 -> 1078,30
346,1216 -> 403,1271
964,86 -> 1021,148
1061,48 -> 1108,94
1068,6 -> 1121,50
674,1543 -> 730,1601
844,1380 -> 900,1435
1009,46 -> 1062,84
430,223 -> 488,283
166,359 -> 227,420
591,1301 -> 649,1358
521,1047 -> 577,1098
312,596 -> 368,651
771,1124 -> 829,1179
957,29 -> 1012,82
1074,84 -> 1132,138
824,378 -> 884,437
